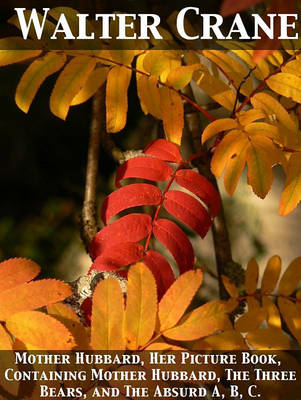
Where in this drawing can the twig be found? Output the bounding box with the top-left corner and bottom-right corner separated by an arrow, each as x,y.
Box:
80,88 -> 104,252
182,86 -> 242,300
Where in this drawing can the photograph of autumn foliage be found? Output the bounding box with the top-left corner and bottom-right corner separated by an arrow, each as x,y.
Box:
0,0 -> 301,398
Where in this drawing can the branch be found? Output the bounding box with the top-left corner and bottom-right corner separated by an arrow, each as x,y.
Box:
182,86 -> 243,300
80,88 -> 104,252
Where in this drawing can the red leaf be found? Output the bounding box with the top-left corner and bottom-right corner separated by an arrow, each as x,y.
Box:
115,156 -> 173,187
153,219 -> 194,273
90,242 -> 144,276
144,250 -> 175,299
164,190 -> 212,238
144,139 -> 182,163
220,0 -> 262,16
175,169 -> 221,217
101,183 -> 162,225
89,214 -> 152,259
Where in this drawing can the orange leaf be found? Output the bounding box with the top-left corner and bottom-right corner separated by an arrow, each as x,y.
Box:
6,311 -> 76,350
124,263 -> 157,350
261,255 -> 282,294
163,301 -> 231,341
91,278 -> 125,350
0,258 -> 40,292
47,303 -> 89,349
159,269 -> 203,331
222,275 -> 238,298
278,257 -> 301,296
0,279 -> 72,321
247,327 -> 290,350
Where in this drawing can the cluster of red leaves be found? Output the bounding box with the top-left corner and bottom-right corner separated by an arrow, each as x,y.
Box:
88,139 -> 221,297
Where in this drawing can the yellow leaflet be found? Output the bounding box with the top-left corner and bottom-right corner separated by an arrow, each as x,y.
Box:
49,7 -> 93,38
279,153 -> 301,216
246,328 -> 290,350
91,278 -> 125,350
200,330 -> 247,350
50,56 -> 96,120
124,263 -> 157,350
0,38 -> 41,66
167,64 -> 199,90
163,301 -> 231,341
108,50 -> 136,66
251,92 -> 299,135
194,70 -> 236,111
211,130 -> 244,178
261,255 -> 282,294
235,299 -> 266,332
136,54 -> 161,119
246,141 -> 274,199
159,86 -> 184,145
143,50 -> 179,78
282,58 -> 301,77
202,118 -> 238,144
71,67 -> 109,105
267,50 -> 283,67
203,50 -> 253,96
237,109 -> 266,126
267,73 -> 301,103
278,298 -> 301,345
278,257 -> 301,296
159,269 -> 203,331
245,258 -> 259,295
47,303 -> 90,349
262,296 -> 281,329
221,275 -> 238,298
106,66 -> 132,133
224,138 -> 249,196
244,122 -> 280,140
16,52 -> 66,113
6,311 -> 76,350
0,325 -> 18,396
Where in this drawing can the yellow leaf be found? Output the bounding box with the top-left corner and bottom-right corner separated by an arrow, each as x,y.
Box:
282,58 -> 301,77
245,258 -> 259,295
143,50 -> 173,77
202,118 -> 238,144
279,153 -> 301,216
261,255 -> 282,294
6,311 -> 76,350
159,86 -> 184,145
262,296 -> 281,328
91,278 -> 125,350
237,109 -> 266,126
224,140 -> 249,196
246,141 -> 274,199
235,306 -> 266,333
211,131 -> 248,178
0,38 -> 41,66
247,328 -> 290,350
159,269 -> 203,331
47,303 -> 90,349
201,330 -> 247,350
278,298 -> 301,344
167,65 -> 199,90
0,279 -> 72,321
50,56 -> 96,120
0,258 -> 40,292
244,122 -> 280,141
194,70 -> 236,111
124,263 -> 157,350
251,92 -> 299,137
16,52 -> 66,113
203,50 -> 253,96
163,301 -> 231,341
106,66 -> 132,133
0,325 -> 18,396
267,73 -> 301,103
71,67 -> 109,106
221,275 -> 239,298
278,257 -> 301,296
136,55 -> 161,119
